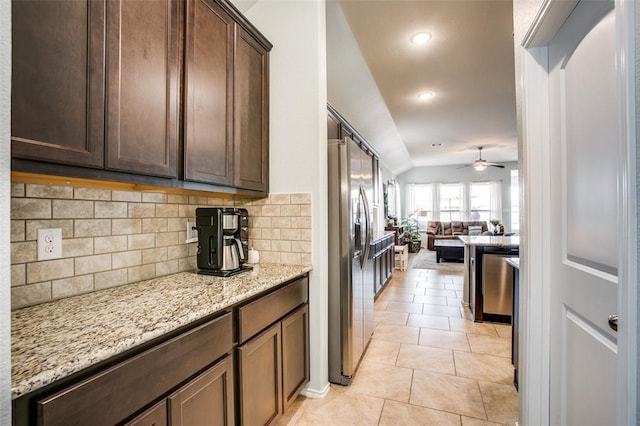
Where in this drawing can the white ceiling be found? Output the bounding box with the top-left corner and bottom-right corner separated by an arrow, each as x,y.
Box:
234,0 -> 518,176
230,0 -> 258,13
330,0 -> 518,175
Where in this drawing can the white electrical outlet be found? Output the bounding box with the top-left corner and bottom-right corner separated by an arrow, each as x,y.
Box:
37,228 -> 62,261
186,221 -> 198,243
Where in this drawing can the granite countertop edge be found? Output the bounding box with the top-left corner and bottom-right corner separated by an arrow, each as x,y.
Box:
11,263 -> 312,399
506,257 -> 520,269
457,235 -> 520,247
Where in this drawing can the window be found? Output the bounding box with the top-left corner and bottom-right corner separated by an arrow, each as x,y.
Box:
439,183 -> 463,222
470,182 -> 491,222
405,180 -> 504,228
413,184 -> 432,230
405,184 -> 433,230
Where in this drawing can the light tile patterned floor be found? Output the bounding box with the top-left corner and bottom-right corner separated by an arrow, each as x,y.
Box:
279,257 -> 518,425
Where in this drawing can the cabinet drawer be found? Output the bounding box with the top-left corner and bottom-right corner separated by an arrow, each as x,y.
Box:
237,276 -> 308,343
37,312 -> 232,426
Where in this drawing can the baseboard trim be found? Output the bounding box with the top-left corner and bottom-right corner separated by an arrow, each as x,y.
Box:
300,382 -> 330,399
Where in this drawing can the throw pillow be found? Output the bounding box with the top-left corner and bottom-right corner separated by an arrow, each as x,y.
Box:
468,225 -> 482,236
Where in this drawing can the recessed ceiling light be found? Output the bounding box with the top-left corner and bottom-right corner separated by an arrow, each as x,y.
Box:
418,92 -> 434,100
410,32 -> 432,45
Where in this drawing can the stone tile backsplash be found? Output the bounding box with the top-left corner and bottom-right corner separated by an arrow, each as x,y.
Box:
10,181 -> 312,309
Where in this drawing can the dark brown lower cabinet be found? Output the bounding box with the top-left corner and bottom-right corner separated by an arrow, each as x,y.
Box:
282,305 -> 309,410
372,234 -> 395,297
125,355 -> 234,426
238,304 -> 309,426
236,277 -> 310,426
238,323 -> 282,426
125,401 -> 167,426
29,313 -> 232,426
13,275 -> 309,426
168,355 -> 235,426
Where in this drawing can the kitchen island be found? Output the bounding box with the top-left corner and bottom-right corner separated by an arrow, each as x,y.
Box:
458,235 -> 519,323
12,263 -> 312,425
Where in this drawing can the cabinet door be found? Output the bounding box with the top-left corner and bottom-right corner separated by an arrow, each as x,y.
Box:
105,0 -> 180,177
11,0 -> 105,168
125,401 -> 167,426
281,305 -> 309,410
168,355 -> 234,426
387,246 -> 394,279
183,0 -> 234,185
233,26 -> 269,193
238,323 -> 282,426
373,254 -> 381,296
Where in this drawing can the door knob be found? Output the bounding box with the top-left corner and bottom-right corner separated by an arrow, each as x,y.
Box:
608,314 -> 618,332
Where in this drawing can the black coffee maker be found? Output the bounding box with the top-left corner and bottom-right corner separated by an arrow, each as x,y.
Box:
195,207 -> 251,276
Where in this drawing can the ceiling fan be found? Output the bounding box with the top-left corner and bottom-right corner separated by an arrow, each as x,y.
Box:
458,146 -> 505,171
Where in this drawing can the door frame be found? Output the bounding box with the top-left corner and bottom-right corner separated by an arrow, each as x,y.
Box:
518,0 -> 637,424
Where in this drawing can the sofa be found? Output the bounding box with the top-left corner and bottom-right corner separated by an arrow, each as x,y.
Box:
426,221 -> 490,250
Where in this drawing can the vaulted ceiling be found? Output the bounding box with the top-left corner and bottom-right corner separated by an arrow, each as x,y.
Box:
233,0 -> 519,176
328,0 -> 518,175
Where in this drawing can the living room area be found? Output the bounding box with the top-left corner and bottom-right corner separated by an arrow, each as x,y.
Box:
384,160 -> 519,259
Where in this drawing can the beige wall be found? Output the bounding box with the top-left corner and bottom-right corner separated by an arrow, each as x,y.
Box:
240,0 -> 330,396
10,181 -> 311,309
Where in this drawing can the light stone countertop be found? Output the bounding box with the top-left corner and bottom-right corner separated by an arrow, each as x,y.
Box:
457,235 -> 520,247
11,263 -> 312,399
506,257 -> 520,269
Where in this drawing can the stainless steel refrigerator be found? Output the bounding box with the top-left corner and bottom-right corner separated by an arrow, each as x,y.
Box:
328,137 -> 375,385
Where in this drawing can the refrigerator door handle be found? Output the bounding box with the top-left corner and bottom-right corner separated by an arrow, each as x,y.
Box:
359,184 -> 371,268
353,196 -> 362,259
353,223 -> 361,259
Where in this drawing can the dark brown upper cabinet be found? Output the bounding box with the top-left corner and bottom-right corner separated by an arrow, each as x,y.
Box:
105,0 -> 181,178
233,26 -> 269,193
184,0 -> 270,193
11,0 -> 271,196
11,0 -> 106,168
183,0 -> 234,186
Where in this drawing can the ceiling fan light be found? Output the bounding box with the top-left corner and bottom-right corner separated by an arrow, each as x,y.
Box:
474,163 -> 487,172
410,32 -> 432,45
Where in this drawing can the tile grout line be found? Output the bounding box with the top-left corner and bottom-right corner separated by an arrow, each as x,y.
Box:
476,378 -> 491,423
376,399 -> 387,425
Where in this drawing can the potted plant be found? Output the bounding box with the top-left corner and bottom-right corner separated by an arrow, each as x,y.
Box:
399,217 -> 421,253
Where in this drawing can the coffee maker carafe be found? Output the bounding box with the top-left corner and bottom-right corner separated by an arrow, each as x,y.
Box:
195,207 -> 251,276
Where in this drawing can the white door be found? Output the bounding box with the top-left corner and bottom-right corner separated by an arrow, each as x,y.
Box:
547,2 -> 620,424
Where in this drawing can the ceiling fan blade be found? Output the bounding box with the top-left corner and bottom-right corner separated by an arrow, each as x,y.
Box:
457,164 -> 473,169
486,163 -> 505,168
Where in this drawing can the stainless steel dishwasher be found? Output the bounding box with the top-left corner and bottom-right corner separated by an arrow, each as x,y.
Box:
482,248 -> 518,318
